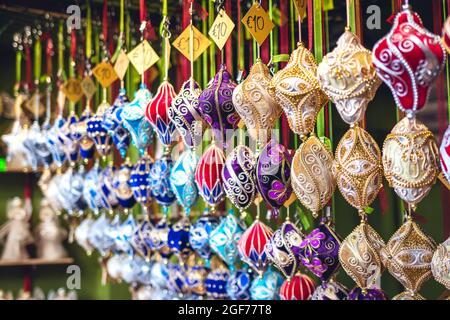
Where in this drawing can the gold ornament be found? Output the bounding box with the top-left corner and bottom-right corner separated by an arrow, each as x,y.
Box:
291,135 -> 335,217
317,29 -> 381,125
431,236 -> 450,290
381,218 -> 436,296
232,60 -> 282,147
338,221 -> 385,289
393,291 -> 425,300
382,117 -> 439,207
270,42 -> 328,137
333,125 -> 383,211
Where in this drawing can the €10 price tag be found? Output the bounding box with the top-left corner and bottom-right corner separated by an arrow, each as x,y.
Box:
242,2 -> 274,46
209,9 -> 235,50
173,25 -> 211,62
127,40 -> 160,75
63,78 -> 84,103
92,61 -> 119,88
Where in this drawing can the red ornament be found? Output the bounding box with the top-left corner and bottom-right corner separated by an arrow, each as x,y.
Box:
279,273 -> 316,300
145,80 -> 177,146
442,16 -> 450,54
372,5 -> 445,115
195,144 -> 226,207
237,220 -> 273,275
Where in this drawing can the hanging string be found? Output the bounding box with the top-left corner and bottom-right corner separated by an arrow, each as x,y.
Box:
189,0 -> 195,90
201,0 -> 208,88
225,0 -> 233,74
33,34 -> 41,121
25,38 -> 32,93
160,0 -> 171,81
314,0 -> 324,138
208,0 -> 216,77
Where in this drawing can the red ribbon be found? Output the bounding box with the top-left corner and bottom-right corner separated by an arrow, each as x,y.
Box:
308,0 -> 313,51
280,0 -> 289,68
71,29 -> 77,62
260,0 -> 269,63
46,36 -> 54,77
225,0 -> 233,74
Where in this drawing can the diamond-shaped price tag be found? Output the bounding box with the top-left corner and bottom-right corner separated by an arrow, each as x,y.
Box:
242,2 -> 274,46
80,76 -> 97,99
62,78 -> 84,103
127,40 -> 160,75
114,50 -> 130,80
92,61 -> 119,88
173,25 -> 211,62
293,0 -> 307,21
208,9 -> 235,50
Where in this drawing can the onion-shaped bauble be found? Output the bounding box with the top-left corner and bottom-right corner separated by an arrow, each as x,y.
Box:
168,79 -> 204,149
431,236 -> 450,290
238,220 -> 273,275
197,64 -> 240,146
311,281 -> 349,300
256,140 -> 293,215
333,126 -> 383,211
130,154 -> 153,210
317,30 -> 381,125
170,150 -> 198,212
222,145 -> 257,212
279,273 -> 316,300
383,117 -> 440,207
372,6 -> 446,116
195,144 -> 226,207
265,221 -> 303,279
292,135 -> 335,217
232,60 -> 281,146
87,100 -> 112,158
103,89 -> 130,158
205,266 -> 230,299
270,43 -> 328,137
112,159 -> 136,210
441,125 -> 450,184
226,269 -> 252,300
168,217 -> 192,261
145,80 -> 177,146
149,156 -> 176,207
348,287 -> 388,300
189,214 -> 220,260
250,267 -> 283,300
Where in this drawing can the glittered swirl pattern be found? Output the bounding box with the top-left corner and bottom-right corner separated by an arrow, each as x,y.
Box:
195,144 -> 226,207
317,30 -> 381,125
348,287 -> 388,300
431,236 -> 450,290
122,85 -> 153,155
168,79 -> 204,149
145,80 -> 177,146
237,220 -> 273,275
338,222 -> 385,289
87,101 -> 112,158
112,160 -> 136,210
129,154 -> 153,210
256,140 -> 293,215
292,136 -> 335,216
168,217 -> 192,261
381,218 -> 436,295
226,269 -> 252,300
265,221 -> 303,279
333,125 -> 383,210
169,150 -> 199,212
372,7 -> 446,115
197,64 -> 240,146
441,125 -> 450,184
232,60 -> 282,146
382,117 -> 439,206
270,43 -> 328,137
131,219 -> 152,260
299,223 -> 341,282
149,156 -> 176,207
189,214 -> 220,260
250,267 -> 283,300
103,90 -> 130,158
279,273 -> 316,300
222,145 -> 257,212
311,281 -> 349,300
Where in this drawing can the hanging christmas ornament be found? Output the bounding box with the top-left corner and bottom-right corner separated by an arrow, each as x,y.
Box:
186,265 -> 208,297
99,164 -> 119,212
167,263 -> 189,297
372,3 -> 446,116
149,155 -> 176,209
209,211 -> 244,267
279,273 -> 316,300
205,266 -> 230,300
226,269 -> 252,300
222,145 -> 257,213
381,217 -> 436,300
129,153 -> 153,211
168,217 -> 192,261
87,96 -> 112,159
348,287 -> 388,300
311,280 -> 349,300
78,107 -> 96,161
266,220 -> 303,279
46,111 -> 67,168
256,140 -> 293,217
431,236 -> 450,290
383,117 -> 440,208
250,267 -> 283,300
58,167 -> 86,214
189,213 -> 219,261
195,143 -> 226,209
148,218 -> 171,259
83,162 -> 102,213
170,150 -> 199,214
291,135 -> 335,218
112,159 -> 136,211
270,43 -> 328,138
131,219 -> 151,260
233,60 -> 281,147
441,126 -> 450,184
75,217 -> 95,255
198,64 -> 240,146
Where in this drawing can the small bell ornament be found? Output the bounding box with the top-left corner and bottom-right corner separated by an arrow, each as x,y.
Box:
87,97 -> 112,159
441,126 -> 450,184
431,236 -> 450,290
279,273 -> 316,300
372,3 -> 446,116
232,60 -> 282,147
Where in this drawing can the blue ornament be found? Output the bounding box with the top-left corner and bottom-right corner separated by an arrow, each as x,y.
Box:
131,219 -> 152,260
150,261 -> 170,290
78,108 -> 96,161
87,100 -> 113,158
83,164 -> 102,213
205,267 -> 230,299
149,156 -> 176,208
170,150 -> 199,213
103,89 -> 130,158
112,160 -> 136,210
122,84 -> 153,155
227,269 -> 252,300
189,214 -> 220,260
186,265 -> 208,297
209,212 -> 244,268
46,115 -> 66,167
250,267 -> 283,300
168,263 -> 188,296
168,217 -> 192,260
99,165 -> 119,211
130,154 -> 153,210
148,218 -> 172,258
62,112 -> 80,163
113,214 -> 137,256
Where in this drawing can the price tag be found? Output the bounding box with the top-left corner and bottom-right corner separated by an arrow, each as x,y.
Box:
127,40 -> 160,75
242,2 -> 274,46
208,9 -> 235,50
293,0 -> 307,21
114,50 -> 130,80
173,25 -> 211,62
81,76 -> 97,99
63,78 -> 84,103
92,61 -> 119,88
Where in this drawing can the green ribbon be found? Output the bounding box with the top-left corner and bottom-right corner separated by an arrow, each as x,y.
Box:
15,51 -> 22,86
314,0 -> 324,138
208,0 -> 216,78
201,0 -> 208,87
34,38 -> 41,84
86,0 -> 92,59
58,21 -> 66,82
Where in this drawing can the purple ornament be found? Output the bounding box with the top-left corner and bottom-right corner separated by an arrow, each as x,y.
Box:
348,287 -> 388,300
198,65 -> 240,146
256,140 -> 293,217
299,222 -> 341,281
